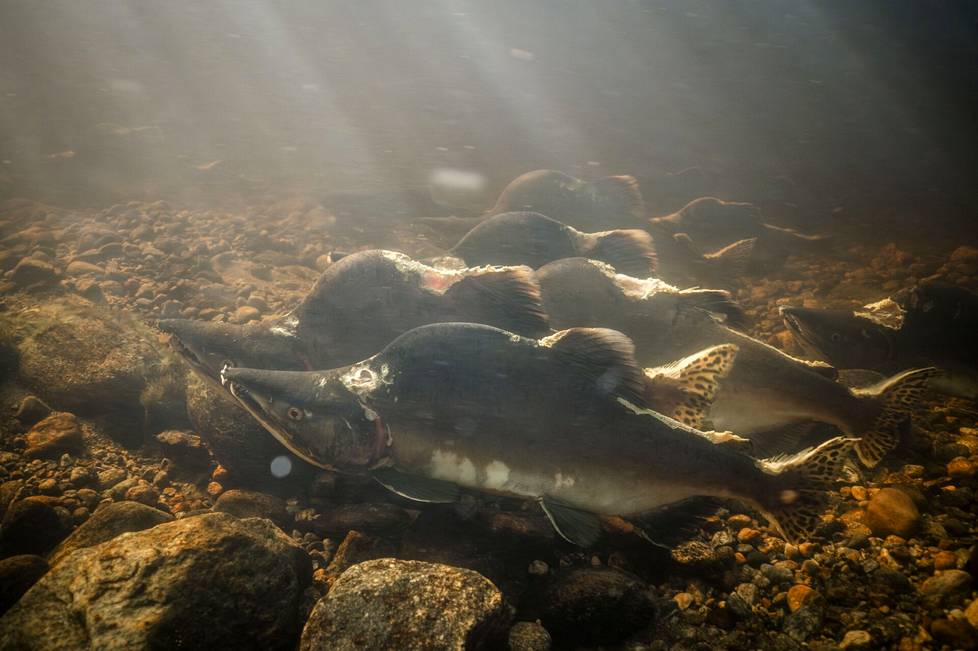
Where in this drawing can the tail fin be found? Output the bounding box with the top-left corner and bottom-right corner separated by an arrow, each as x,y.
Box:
444,267 -> 551,338
704,237 -> 757,278
589,175 -> 646,221
760,437 -> 859,542
643,344 -> 738,429
854,367 -> 939,467
585,229 -> 657,277
676,289 -> 748,329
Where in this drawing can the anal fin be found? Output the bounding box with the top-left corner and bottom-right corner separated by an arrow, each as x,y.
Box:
371,467 -> 460,503
540,496 -> 602,547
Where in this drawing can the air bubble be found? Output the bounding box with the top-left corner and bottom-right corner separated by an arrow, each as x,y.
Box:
270,455 -> 292,478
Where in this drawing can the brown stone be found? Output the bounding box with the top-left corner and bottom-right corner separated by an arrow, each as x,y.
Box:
862,488 -> 920,538
934,550 -> 958,571
948,457 -> 977,479
24,412 -> 84,459
787,584 -> 820,612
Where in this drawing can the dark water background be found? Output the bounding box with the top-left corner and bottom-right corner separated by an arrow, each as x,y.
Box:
1,0 -> 976,247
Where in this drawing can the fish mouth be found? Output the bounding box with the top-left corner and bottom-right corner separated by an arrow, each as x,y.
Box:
779,307 -> 823,355
221,372 -> 333,471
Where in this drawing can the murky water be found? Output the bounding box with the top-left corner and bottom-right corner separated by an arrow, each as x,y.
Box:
1,2 -> 977,650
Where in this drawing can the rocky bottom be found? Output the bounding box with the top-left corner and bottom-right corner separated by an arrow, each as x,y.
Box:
0,198 -> 977,650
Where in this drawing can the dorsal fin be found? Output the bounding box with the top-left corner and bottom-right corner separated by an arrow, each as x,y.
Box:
543,328 -> 647,406
443,267 -> 551,338
704,237 -> 756,277
672,232 -> 702,257
590,175 -> 646,221
643,344 -> 739,429
584,229 -> 657,277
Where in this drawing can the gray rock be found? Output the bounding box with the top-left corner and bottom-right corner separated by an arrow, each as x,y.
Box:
96,467 -> 127,490
8,257 -> 59,287
0,513 -> 310,650
2,296 -> 188,444
535,567 -> 654,647
13,395 -> 51,427
300,558 -> 509,651
214,489 -> 290,528
314,502 -> 411,537
783,604 -> 824,642
727,583 -> 758,619
0,555 -> 48,615
0,496 -> 70,556
49,500 -> 173,566
508,621 -> 552,651
0,480 -> 24,519
155,429 -> 212,469
919,570 -> 974,609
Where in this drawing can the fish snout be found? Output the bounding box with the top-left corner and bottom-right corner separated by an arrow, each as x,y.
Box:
779,306 -> 805,333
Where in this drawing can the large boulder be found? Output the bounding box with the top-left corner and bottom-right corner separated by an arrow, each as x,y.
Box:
529,567 -> 655,647
0,296 -> 189,444
0,555 -> 48,615
0,496 -> 71,556
300,559 -> 510,650
23,412 -> 84,459
0,512 -> 311,650
48,500 -> 173,566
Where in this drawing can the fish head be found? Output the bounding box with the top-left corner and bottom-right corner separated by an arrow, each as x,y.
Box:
646,212 -> 683,234
159,318 -> 310,383
220,366 -> 383,471
781,306 -> 893,367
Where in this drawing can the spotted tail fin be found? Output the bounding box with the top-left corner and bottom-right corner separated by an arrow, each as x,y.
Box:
759,436 -> 859,542
854,367 -> 939,467
643,344 -> 739,429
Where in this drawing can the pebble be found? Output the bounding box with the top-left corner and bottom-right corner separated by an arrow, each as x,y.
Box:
528,560 -> 549,576
37,479 -> 60,496
97,468 -> 127,490
508,621 -> 552,651
930,618 -> 978,650
839,629 -> 872,650
919,570 -> 974,609
787,584 -> 819,612
124,484 -> 160,508
862,488 -> 921,538
65,260 -> 104,276
934,550 -> 958,571
948,457 -> 977,479
231,305 -> 261,324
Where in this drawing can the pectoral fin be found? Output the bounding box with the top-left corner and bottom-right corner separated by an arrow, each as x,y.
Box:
540,496 -> 602,547
371,467 -> 460,503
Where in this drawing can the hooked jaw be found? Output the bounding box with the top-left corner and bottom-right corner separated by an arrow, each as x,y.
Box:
220,366 -> 335,470
221,366 -> 388,471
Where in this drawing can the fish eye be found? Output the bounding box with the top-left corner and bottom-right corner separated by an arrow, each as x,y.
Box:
287,406 -> 304,421
830,333 -> 841,343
